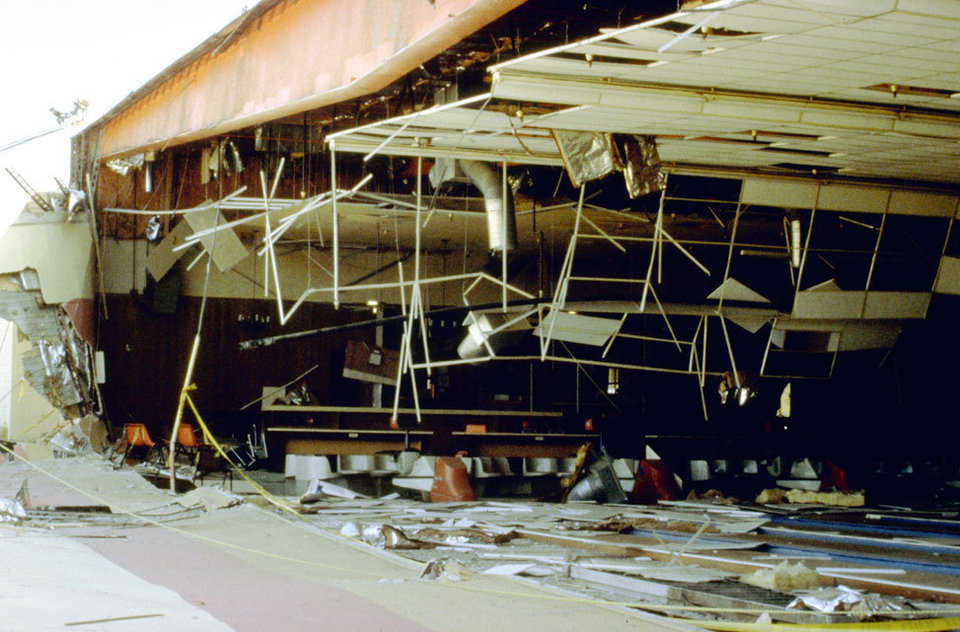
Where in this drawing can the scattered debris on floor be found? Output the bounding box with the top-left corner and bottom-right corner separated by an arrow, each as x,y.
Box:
5,450 -> 960,629
419,558 -> 469,582
177,486 -> 242,512
756,487 -> 866,507
741,561 -> 821,591
0,497 -> 26,522
291,485 -> 960,626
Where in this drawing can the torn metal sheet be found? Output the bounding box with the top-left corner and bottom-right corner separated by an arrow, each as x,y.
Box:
552,130 -> 620,188
183,206 -> 248,272
621,135 -> 665,198
788,586 -> 905,614
0,287 -> 97,416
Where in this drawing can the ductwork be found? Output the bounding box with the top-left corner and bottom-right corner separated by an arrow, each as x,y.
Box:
457,310 -> 533,359
458,159 -> 517,253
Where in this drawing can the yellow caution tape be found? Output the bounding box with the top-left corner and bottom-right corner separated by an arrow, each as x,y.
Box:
687,618 -> 960,631
0,440 -> 368,575
6,437 -> 960,631
6,393 -> 960,632
181,386 -> 301,519
443,582 -> 960,629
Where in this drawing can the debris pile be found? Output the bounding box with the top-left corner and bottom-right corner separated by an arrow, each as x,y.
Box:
293,492 -> 960,627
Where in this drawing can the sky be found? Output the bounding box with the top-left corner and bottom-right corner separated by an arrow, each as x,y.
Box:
0,0 -> 252,234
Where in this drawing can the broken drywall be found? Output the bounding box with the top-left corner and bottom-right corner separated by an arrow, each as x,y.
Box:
0,220 -> 94,304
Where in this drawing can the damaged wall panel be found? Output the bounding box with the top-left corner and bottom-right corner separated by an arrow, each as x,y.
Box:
5,328 -> 66,443
0,222 -> 94,304
0,288 -> 99,423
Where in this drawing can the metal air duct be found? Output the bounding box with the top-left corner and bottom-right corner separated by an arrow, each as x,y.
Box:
458,159 -> 517,253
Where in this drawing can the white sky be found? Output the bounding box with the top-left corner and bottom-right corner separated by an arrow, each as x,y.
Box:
0,0 -> 252,234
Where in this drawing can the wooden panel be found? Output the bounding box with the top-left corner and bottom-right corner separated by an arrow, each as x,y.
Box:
99,294 -> 374,437
284,438 -> 423,455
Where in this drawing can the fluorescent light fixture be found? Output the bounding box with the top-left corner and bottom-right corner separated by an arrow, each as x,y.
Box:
761,34 -> 785,41
647,60 -> 670,68
697,0 -> 753,9
790,218 -> 801,269
700,47 -> 726,56
366,300 -> 379,306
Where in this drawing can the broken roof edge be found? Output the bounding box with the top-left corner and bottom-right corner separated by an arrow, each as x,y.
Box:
76,0 -> 281,144
78,0 -> 528,160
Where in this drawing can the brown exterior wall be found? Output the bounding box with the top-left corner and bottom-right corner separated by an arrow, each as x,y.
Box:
99,0 -> 525,158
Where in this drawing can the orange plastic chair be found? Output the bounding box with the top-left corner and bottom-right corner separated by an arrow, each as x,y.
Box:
125,423 -> 155,447
171,424 -> 204,467
176,424 -> 201,448
117,423 -> 158,467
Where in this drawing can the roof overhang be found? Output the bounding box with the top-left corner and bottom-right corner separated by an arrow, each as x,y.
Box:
87,0 -> 525,159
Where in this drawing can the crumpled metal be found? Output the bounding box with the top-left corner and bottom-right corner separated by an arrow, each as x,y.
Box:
0,498 -> 26,523
788,585 -> 904,614
621,135 -> 666,198
146,216 -> 162,242
553,130 -> 620,187
37,340 -> 82,407
106,153 -> 145,176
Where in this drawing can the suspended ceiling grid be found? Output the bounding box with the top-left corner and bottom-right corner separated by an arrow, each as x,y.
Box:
489,0 -> 960,184
328,94 -> 563,165
330,0 -> 960,186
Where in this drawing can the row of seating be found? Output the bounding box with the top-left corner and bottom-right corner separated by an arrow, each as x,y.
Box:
284,453 -> 640,493
111,423 -> 224,485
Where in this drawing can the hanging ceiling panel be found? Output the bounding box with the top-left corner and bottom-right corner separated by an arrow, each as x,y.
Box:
330,1 -> 960,186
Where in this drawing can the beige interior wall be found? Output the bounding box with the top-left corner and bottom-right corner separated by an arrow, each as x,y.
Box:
101,238 -> 512,307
